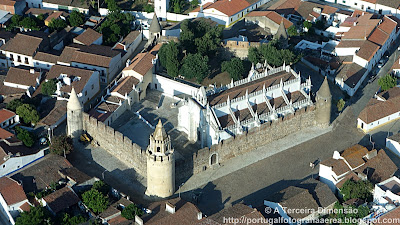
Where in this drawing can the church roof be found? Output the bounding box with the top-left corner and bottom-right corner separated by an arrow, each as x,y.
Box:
275,19 -> 288,40
153,119 -> 168,141
317,76 -> 331,99
149,13 -> 162,34
67,87 -> 82,111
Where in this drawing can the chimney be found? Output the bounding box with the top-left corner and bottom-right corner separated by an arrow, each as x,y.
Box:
135,215 -> 143,225
165,202 -> 176,214
333,151 -> 341,160
30,68 -> 35,74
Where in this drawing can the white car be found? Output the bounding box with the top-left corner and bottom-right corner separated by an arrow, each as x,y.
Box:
377,60 -> 384,68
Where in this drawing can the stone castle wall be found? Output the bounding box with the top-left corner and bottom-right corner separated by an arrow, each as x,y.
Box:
191,106 -> 316,176
82,113 -> 147,177
82,105 -> 317,183
221,41 -> 263,60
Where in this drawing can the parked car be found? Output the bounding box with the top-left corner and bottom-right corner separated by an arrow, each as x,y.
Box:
377,60 -> 384,68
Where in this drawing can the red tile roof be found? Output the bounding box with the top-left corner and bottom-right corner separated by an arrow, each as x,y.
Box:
246,11 -> 293,29
43,186 -> 80,214
0,177 -> 27,206
368,27 -> 389,46
194,0 -> 251,17
0,109 -> 15,124
378,16 -> 398,35
0,127 -> 14,140
356,40 -> 380,61
74,28 -> 102,46
123,44 -> 160,76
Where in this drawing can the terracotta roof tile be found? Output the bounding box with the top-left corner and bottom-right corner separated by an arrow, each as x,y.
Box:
0,127 -> 14,140
197,0 -> 250,17
19,202 -> 31,212
74,28 -> 102,46
208,204 -> 264,224
33,51 -> 59,64
123,44 -> 160,76
0,33 -> 43,56
46,65 -> 94,94
355,150 -> 397,184
378,16 -> 397,35
43,186 -> 80,214
112,76 -> 139,96
322,5 -> 337,15
335,63 -> 367,88
374,207 -> 400,225
4,67 -> 41,87
0,177 -> 27,205
356,40 -> 380,61
246,11 -> 293,29
0,108 -> 15,123
341,144 -> 368,169
321,157 -> 351,176
368,27 -> 389,46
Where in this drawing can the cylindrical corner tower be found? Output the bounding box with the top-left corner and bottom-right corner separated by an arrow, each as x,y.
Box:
316,76 -> 332,127
67,87 -> 83,139
146,120 -> 175,198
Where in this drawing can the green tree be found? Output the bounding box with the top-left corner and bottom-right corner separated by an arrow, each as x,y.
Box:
337,98 -> 345,112
330,202 -> 370,225
42,79 -> 57,96
15,206 -> 51,225
20,17 -> 40,30
92,180 -> 110,196
49,135 -> 73,156
287,25 -> 298,36
48,19 -> 67,32
190,0 -> 199,9
221,58 -> 245,81
121,203 -> 144,220
82,189 -> 109,214
61,213 -> 86,225
378,74 -> 397,91
69,11 -> 85,27
16,104 -> 40,125
180,53 -> 209,83
6,98 -> 23,112
16,127 -> 36,147
159,41 -> 180,77
248,47 -> 261,65
97,11 -> 134,46
340,179 -> 373,201
315,19 -> 325,30
303,21 -> 312,30
105,0 -> 120,12
37,14 -> 45,21
143,4 -> 154,13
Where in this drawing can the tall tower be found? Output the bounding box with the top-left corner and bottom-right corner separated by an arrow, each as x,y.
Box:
315,76 -> 332,127
154,0 -> 169,21
149,13 -> 162,43
146,120 -> 175,198
67,87 -> 83,139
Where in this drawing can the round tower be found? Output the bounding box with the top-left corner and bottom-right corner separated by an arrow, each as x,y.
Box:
149,13 -> 161,43
315,76 -> 332,127
67,87 -> 83,139
146,120 -> 175,198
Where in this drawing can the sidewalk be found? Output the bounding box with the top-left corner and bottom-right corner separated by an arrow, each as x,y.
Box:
178,125 -> 333,193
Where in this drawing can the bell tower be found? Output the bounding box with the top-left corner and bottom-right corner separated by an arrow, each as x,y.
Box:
146,120 -> 175,198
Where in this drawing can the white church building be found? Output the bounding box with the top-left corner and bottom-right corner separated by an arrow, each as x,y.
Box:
178,63 -> 313,147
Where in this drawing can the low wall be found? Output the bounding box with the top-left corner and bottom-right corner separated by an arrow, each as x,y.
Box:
191,106 -> 317,175
82,113 -> 147,177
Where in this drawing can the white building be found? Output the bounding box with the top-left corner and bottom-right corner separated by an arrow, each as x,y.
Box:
189,0 -> 270,27
112,30 -> 143,66
386,133 -> 400,158
45,65 -> 100,107
323,0 -> 400,18
358,87 -> 400,133
2,67 -> 43,97
178,63 -> 312,147
0,177 -> 29,225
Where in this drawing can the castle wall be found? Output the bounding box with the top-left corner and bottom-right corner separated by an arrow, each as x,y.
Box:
190,106 -> 316,176
82,112 -> 147,177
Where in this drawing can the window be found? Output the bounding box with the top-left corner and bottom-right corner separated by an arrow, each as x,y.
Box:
85,90 -> 87,96
36,62 -> 39,65
25,57 -> 28,64
342,0 -> 346,3
354,2 -> 357,6
379,9 -> 382,14
367,6 -> 371,9
361,5 -> 364,9
10,54 -> 13,60
92,84 -> 94,89
17,55 -> 21,62
157,147 -> 160,152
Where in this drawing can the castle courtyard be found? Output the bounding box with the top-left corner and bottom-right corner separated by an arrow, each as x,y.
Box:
110,90 -> 201,161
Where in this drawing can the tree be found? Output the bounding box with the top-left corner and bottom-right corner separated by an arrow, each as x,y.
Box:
92,180 -> 110,196
121,204 -> 144,220
337,98 -> 345,112
98,11 -> 134,46
315,19 -> 325,30
6,98 -> 23,112
48,19 -> 67,32
378,74 -> 397,91
49,135 -> 73,156
16,127 -> 36,147
248,47 -> 261,65
15,206 -> 51,225
16,104 -> 40,125
340,179 -> 373,201
19,17 -> 39,30
180,53 -> 209,83
42,79 -> 57,96
159,41 -> 180,77
191,0 -> 199,9
82,189 -> 109,214
69,11 -> 85,27
287,25 -> 298,36
330,202 -> 370,225
143,4 -> 154,13
303,21 -> 312,31
61,213 -> 86,225
221,58 -> 245,81
105,0 -> 120,12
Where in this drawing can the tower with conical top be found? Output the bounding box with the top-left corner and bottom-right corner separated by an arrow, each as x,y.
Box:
315,76 -> 332,127
149,13 -> 161,43
67,87 -> 83,139
146,120 -> 175,198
